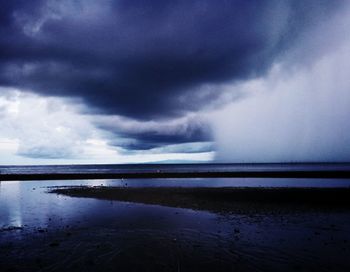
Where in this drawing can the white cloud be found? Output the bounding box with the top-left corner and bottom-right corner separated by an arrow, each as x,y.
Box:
0,89 -> 213,164
0,89 -> 103,163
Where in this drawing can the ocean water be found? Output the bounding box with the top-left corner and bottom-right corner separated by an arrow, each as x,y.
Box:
1,162 -> 350,175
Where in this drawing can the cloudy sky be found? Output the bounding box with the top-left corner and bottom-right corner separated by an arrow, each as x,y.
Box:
0,0 -> 349,165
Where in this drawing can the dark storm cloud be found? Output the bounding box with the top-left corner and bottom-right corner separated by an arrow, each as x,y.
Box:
0,0 -> 344,154
0,0 -> 343,118
112,129 -> 211,151
96,115 -> 212,151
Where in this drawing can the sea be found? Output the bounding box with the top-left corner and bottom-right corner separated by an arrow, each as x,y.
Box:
1,162 -> 350,175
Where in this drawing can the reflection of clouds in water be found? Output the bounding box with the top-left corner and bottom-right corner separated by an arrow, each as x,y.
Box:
1,180 -> 207,230
94,178 -> 350,188
0,181 -> 22,227
0,179 -> 132,229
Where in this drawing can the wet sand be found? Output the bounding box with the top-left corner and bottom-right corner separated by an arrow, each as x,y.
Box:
51,186 -> 350,214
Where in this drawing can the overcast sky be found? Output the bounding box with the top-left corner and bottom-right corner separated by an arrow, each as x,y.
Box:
0,0 -> 349,165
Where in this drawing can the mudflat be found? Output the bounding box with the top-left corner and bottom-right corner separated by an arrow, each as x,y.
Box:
50,186 -> 350,214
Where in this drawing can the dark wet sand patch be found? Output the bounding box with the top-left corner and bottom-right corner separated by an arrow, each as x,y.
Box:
50,187 -> 350,214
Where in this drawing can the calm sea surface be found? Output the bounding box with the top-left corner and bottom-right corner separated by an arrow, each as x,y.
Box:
1,163 -> 350,175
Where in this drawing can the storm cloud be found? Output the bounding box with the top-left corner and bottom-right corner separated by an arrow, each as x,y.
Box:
0,0 -> 343,117
95,114 -> 212,151
0,0 -> 347,158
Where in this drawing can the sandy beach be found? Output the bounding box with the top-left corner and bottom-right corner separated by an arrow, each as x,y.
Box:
1,181 -> 350,272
